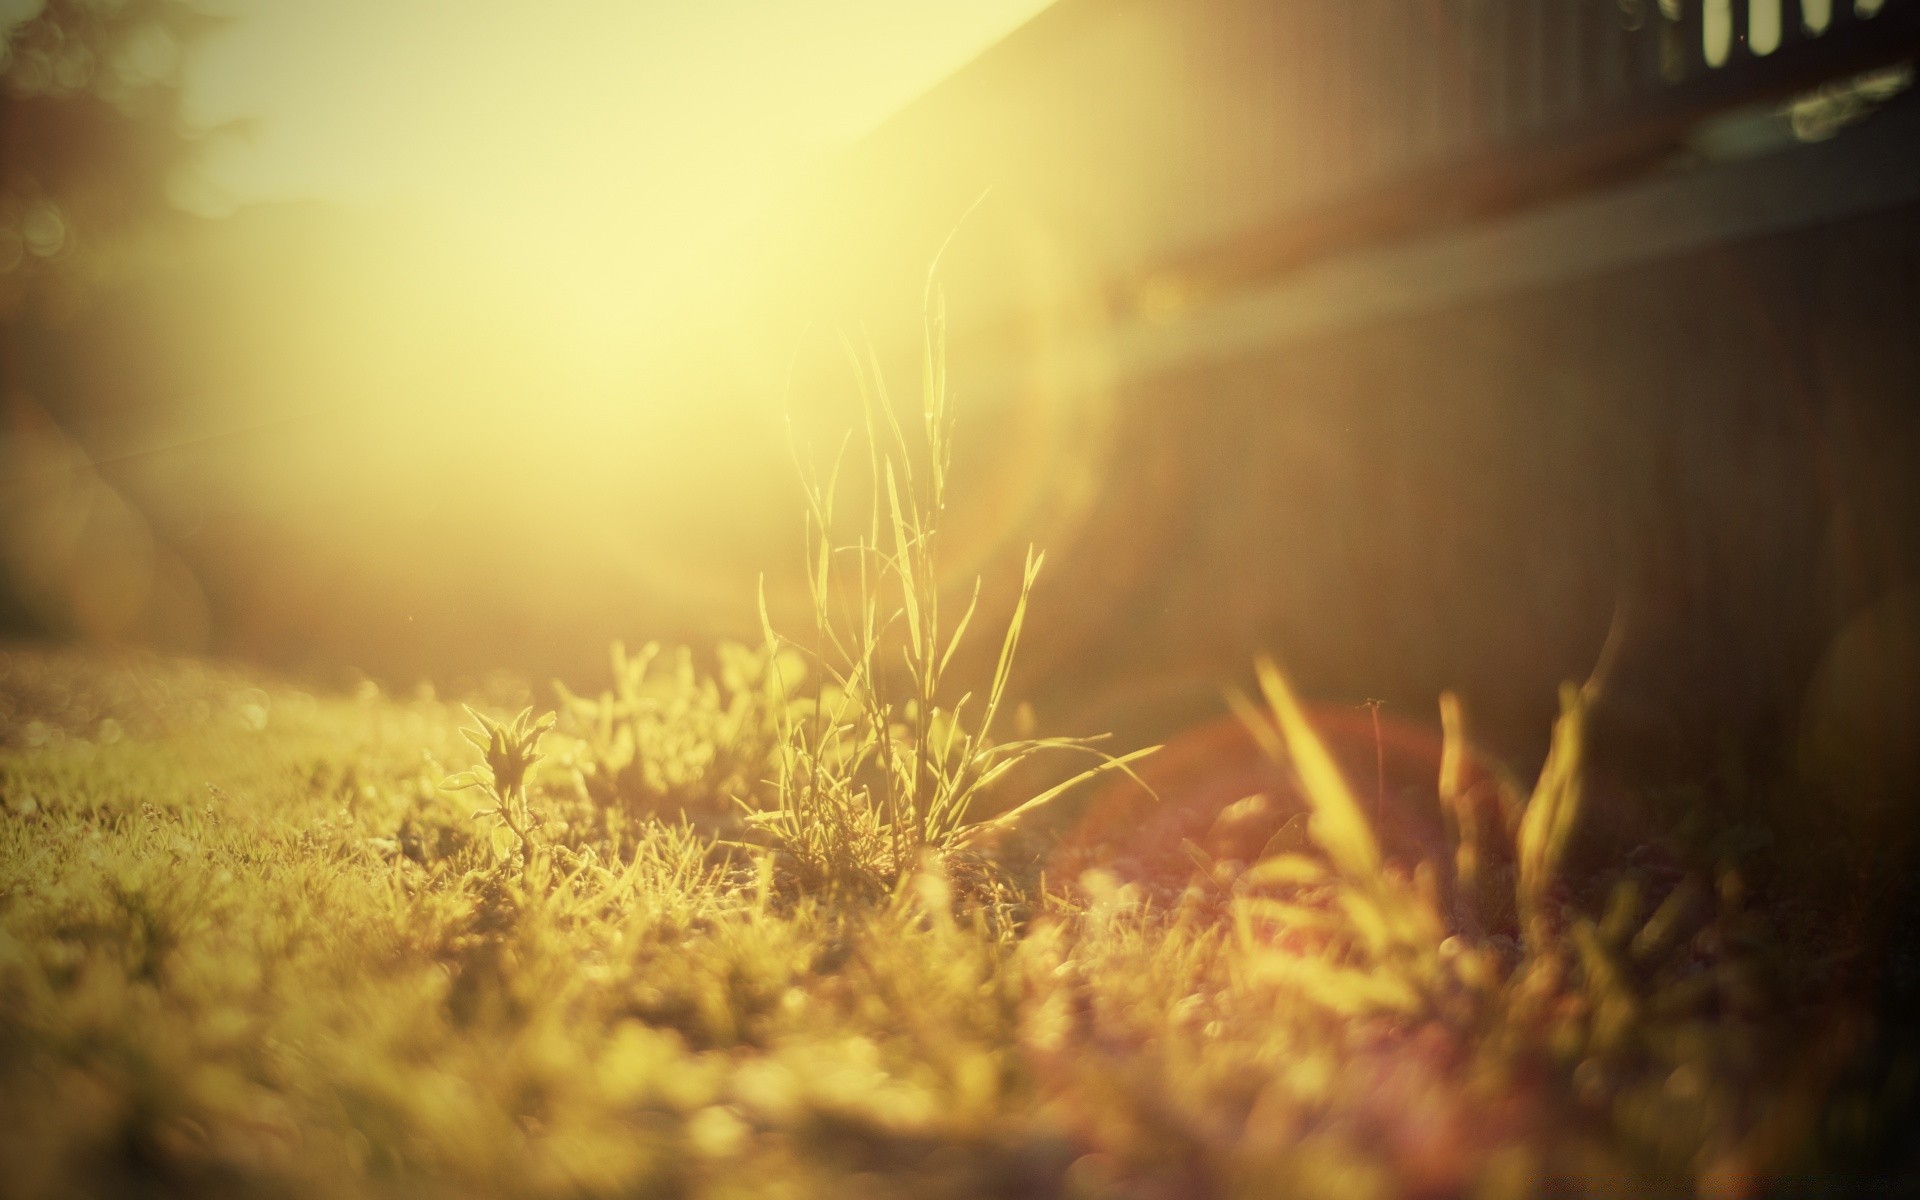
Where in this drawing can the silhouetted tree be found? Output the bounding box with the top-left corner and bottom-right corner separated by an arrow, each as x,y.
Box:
2,0 -> 219,390
1,1 -> 221,644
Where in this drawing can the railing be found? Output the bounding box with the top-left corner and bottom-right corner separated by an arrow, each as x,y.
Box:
830,0 -> 1920,328
1229,0 -> 1906,173
1139,0 -> 1920,296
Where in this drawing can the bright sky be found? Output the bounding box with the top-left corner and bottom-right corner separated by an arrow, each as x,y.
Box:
153,0 -> 1066,643
185,0 -> 1054,330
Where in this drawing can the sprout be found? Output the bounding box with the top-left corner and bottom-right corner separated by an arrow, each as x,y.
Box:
445,704 -> 556,871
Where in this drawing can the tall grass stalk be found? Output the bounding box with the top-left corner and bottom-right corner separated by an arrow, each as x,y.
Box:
747,291 -> 1153,894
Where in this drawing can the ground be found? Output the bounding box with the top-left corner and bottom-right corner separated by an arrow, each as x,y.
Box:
0,645 -> 1913,1199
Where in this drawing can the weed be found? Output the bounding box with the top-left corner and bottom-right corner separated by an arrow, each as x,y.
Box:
1221,655 -> 1800,1186
747,293 -> 1153,895
445,704 -> 556,873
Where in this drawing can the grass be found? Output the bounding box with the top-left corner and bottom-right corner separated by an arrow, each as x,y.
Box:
743,296 -> 1152,897
1,318 -> 1915,1197
553,640 -> 797,833
2,644 -> 1912,1197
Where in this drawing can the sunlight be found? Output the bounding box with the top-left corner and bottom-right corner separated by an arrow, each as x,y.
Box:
167,0 -> 1069,540
186,0 -> 1055,336
114,0 -> 1074,662
7,2 -> 1920,1194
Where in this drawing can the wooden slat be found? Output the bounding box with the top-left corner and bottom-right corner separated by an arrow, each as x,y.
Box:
1299,0 -> 1334,191
1468,0 -> 1505,142
1378,0 -> 1410,174
1429,0 -> 1475,161
1669,0 -> 1707,81
1513,0 -> 1546,132
1350,0 -> 1381,178
1209,0 -> 1240,231
1275,0 -> 1314,212
1373,0 -> 1413,175
1594,0 -> 1644,102
1250,0 -> 1281,216
1328,0 -> 1359,184
1542,0 -> 1572,125
1404,1 -> 1444,164
1634,0 -> 1671,89
1552,1 -> 1592,122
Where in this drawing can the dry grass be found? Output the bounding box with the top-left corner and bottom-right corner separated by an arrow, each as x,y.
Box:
744,297 -> 1150,896
1,640 -> 1909,1198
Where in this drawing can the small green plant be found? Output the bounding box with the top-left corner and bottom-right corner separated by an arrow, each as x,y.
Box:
749,291 -> 1153,895
445,704 -> 557,870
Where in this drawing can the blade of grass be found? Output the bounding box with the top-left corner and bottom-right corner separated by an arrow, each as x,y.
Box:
1253,657 -> 1382,881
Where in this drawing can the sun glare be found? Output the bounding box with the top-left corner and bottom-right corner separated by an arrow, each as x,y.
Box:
70,0 -> 1068,668
186,0 -> 1055,333
168,0 -> 1069,513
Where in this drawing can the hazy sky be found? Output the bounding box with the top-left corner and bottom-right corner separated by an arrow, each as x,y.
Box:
143,0 -> 1070,601
186,1 -> 1052,219
178,0 -> 1056,350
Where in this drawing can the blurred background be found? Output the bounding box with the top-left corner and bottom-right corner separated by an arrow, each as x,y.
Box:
4,0 -> 1919,870
0,0 -> 1059,686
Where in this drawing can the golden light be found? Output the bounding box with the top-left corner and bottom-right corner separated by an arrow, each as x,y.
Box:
99,0 -> 1082,678
185,0 -> 1058,357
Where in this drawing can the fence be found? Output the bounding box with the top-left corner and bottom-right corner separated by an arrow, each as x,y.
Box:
822,0 -> 1920,326
1148,0 -> 1920,295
